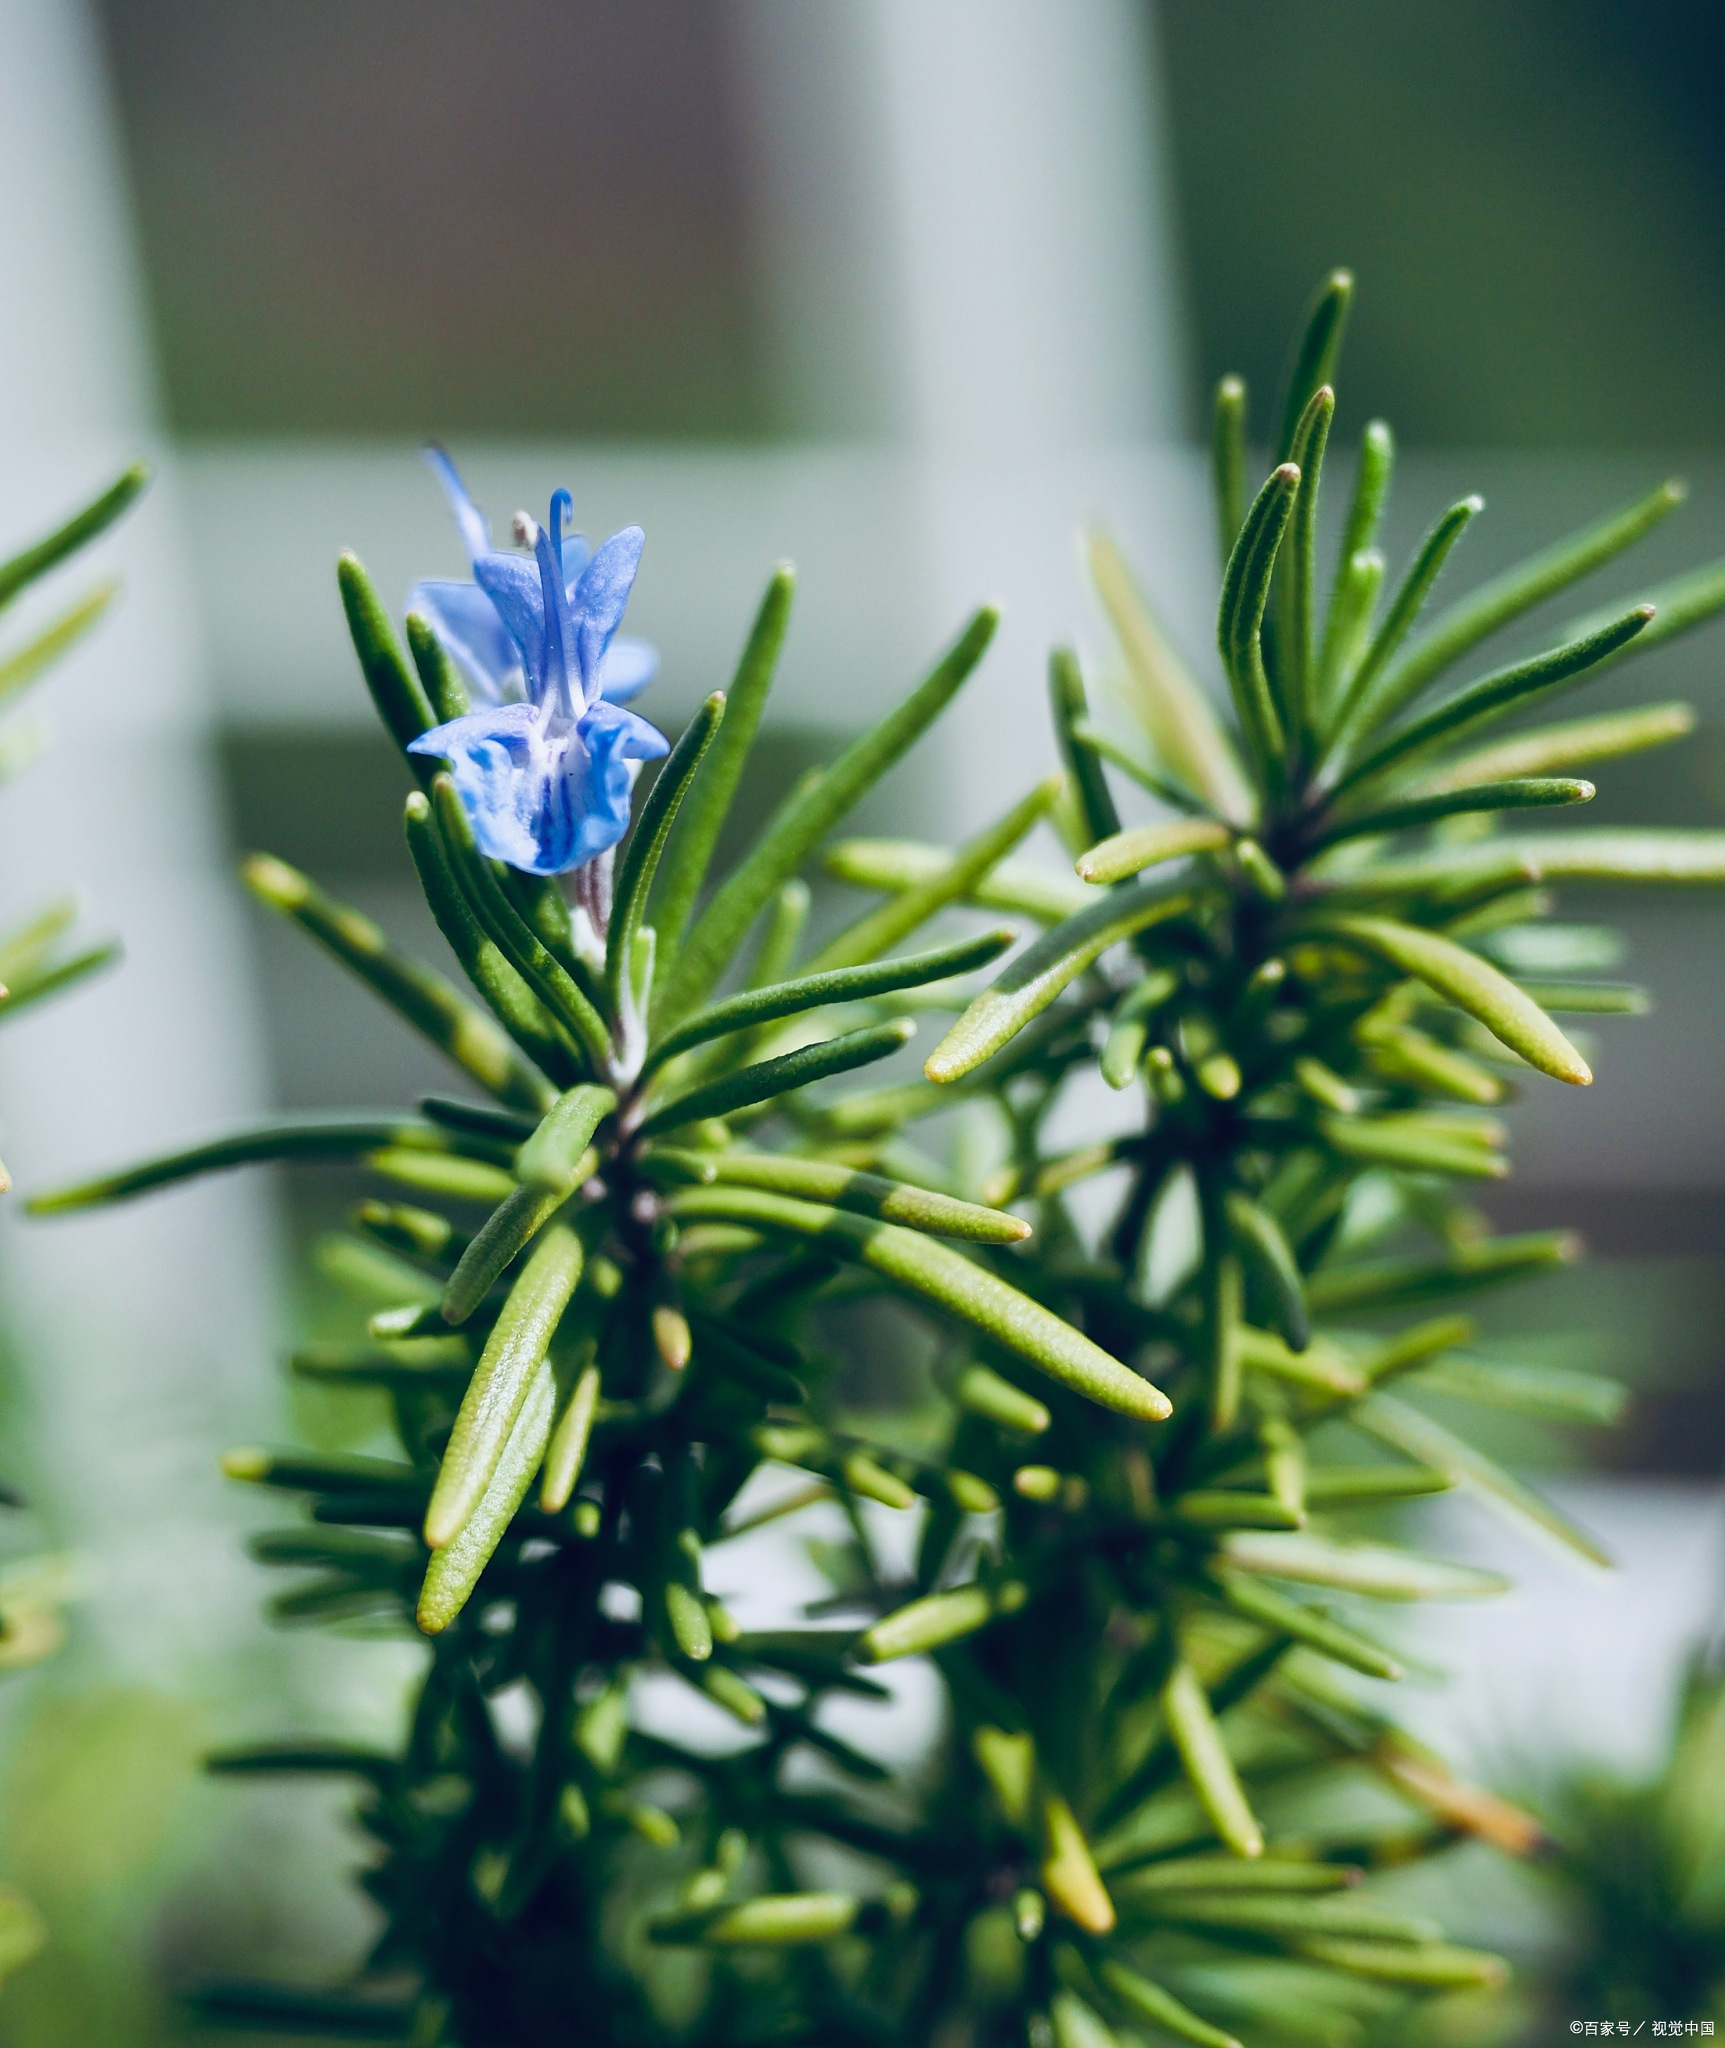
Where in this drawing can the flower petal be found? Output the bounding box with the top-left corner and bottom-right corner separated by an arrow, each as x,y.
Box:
571,526 -> 645,695
561,532 -> 593,586
596,636 -> 659,704
408,704 -> 539,863
408,579 -> 522,705
582,696 -> 669,762
425,447 -> 491,562
473,552 -> 548,696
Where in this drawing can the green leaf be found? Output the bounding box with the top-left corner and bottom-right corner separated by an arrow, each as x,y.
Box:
1564,551 -> 1725,665
1488,828 -> 1725,884
423,1223 -> 583,1548
1087,529 -> 1254,822
1274,382 -> 1335,733
1112,1856 -> 1354,1895
1319,1111 -> 1508,1181
337,552 -> 435,766
1049,647 -> 1122,849
656,605 -> 998,1027
1301,1465 -> 1452,1504
1234,1326 -> 1365,1397
1050,1989 -> 1120,2048
1308,1232 -> 1574,1314
1327,496 -> 1483,747
1335,603 -> 1654,794
205,1741 -> 397,1778
244,853 -> 553,1114
1359,1021 -> 1506,1104
1160,1657 -> 1262,1858
826,837 -> 1090,923
858,1581 -> 1026,1663
1211,374 -> 1248,576
0,463 -> 146,613
1319,912 -> 1590,1083
1166,1491 -> 1301,1531
0,579 -> 118,710
1224,1192 -> 1309,1351
0,898 -> 76,986
439,1184 -> 568,1326
1274,269 -> 1352,462
404,608 -> 470,722
189,1984 -> 416,2036
1210,1570 -> 1403,1680
1333,418 -> 1395,586
1219,1530 -> 1509,1600
1067,720 -> 1211,816
1140,1894 -> 1440,1943
1412,1353 -> 1626,1425
638,1019 -> 913,1137
402,791 -> 579,1086
1291,1936 -> 1506,1989
430,777 -> 612,1073
926,876 -> 1192,1084
748,878 -> 809,990
652,566 -> 794,967
1076,819 -> 1232,887
665,1185 -> 1171,1419
27,1115 -> 450,1214
1314,775 -> 1593,851
418,1357 -> 556,1632
1217,462 -> 1298,775
808,778 -> 1058,974
1376,476 -> 1686,715
1354,1391 -> 1611,1565
516,1083 -> 616,1193
1428,701 -> 1694,791
220,1445 -> 426,1496
645,928 -> 1013,1075
647,1147 -> 1030,1244
540,1361 -> 602,1512
650,1892 -> 860,1946
365,1147 -> 515,1205
0,940 -> 118,1021
607,692 -> 725,1019
1093,1960 -> 1239,2048
1100,967 -> 1178,1089
1315,548 -> 1385,706
951,1362 -> 1050,1433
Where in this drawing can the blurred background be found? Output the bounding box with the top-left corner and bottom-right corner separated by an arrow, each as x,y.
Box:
0,0 -> 1723,2037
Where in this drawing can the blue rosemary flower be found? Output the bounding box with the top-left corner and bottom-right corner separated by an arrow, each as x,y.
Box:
407,455 -> 667,876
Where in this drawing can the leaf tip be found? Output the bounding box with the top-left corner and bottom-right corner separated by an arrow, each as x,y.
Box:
242,851 -> 304,906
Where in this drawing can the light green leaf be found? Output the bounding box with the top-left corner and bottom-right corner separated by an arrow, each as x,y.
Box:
423,1224 -> 584,1548
1088,529 -> 1254,822
665,1184 -> 1170,1419
1076,819 -> 1231,886
926,876 -> 1192,1084
1354,1390 -> 1611,1565
638,1019 -> 914,1137
1220,1530 -> 1509,1600
1319,912 -> 1589,1083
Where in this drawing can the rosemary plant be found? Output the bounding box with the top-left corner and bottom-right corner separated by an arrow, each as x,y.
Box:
28,277 -> 1725,2046
0,459 -> 144,1986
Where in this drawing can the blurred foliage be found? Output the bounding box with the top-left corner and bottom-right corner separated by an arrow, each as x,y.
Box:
1509,1645 -> 1725,2033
